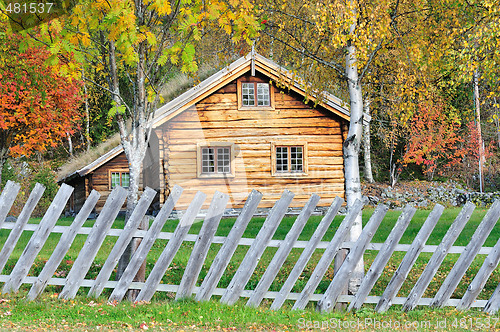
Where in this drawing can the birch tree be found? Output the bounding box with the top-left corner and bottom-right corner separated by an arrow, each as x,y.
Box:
257,0 -> 397,295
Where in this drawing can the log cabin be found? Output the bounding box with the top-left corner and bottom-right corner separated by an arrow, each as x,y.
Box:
59,53 -> 350,213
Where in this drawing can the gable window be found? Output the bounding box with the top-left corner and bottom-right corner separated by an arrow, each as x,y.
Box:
197,142 -> 236,178
110,171 -> 130,189
237,79 -> 274,110
242,82 -> 270,107
271,142 -> 308,177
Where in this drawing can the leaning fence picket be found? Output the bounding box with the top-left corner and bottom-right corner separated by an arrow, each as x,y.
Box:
292,199 -> 364,311
0,183 -> 45,275
59,186 -> 128,300
220,190 -> 295,306
317,203 -> 388,313
432,200 -> 500,308
403,202 -> 475,311
196,189 -> 263,302
458,226 -> 500,310
27,190 -> 101,300
247,193 -> 320,307
375,204 -> 444,313
107,185 -> 183,302
176,191 -> 229,300
270,196 -> 343,310
485,281 -> 500,314
0,180 -> 21,231
2,184 -> 73,294
88,187 -> 156,298
348,205 -> 416,311
132,191 -> 207,303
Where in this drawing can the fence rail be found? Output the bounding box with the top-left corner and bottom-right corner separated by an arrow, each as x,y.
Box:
0,180 -> 499,313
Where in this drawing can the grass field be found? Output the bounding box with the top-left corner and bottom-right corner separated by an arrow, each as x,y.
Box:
0,207 -> 499,330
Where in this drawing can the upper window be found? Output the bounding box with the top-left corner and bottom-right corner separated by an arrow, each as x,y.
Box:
237,78 -> 274,110
197,142 -> 236,178
242,82 -> 270,107
110,171 -> 130,189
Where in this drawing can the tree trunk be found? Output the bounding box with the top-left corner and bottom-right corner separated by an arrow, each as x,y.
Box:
493,97 -> 500,148
66,132 -> 73,158
473,70 -> 484,193
342,12 -> 364,294
82,67 -> 91,152
362,100 -> 374,183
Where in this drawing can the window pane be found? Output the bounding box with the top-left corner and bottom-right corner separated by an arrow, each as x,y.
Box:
290,147 -> 303,172
111,172 -> 120,188
121,173 -> 130,188
217,147 -> 231,173
276,146 -> 288,172
202,148 -> 215,173
242,83 -> 255,106
257,83 -> 270,106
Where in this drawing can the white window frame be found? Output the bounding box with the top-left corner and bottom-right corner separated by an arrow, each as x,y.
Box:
197,142 -> 236,178
271,141 -> 308,177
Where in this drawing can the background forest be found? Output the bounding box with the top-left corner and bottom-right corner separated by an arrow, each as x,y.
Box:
0,0 -> 499,214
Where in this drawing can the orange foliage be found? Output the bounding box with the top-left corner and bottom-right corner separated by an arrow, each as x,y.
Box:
400,103 -> 463,179
0,33 -> 82,158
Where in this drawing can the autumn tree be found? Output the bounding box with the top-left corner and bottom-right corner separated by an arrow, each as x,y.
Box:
257,0 -> 402,300
0,31 -> 82,185
27,0 -> 260,279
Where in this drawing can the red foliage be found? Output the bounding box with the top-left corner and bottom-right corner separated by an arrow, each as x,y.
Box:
0,33 -> 82,158
400,103 -> 463,179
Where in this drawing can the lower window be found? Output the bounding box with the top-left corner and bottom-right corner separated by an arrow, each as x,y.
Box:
197,142 -> 235,178
110,171 -> 130,189
276,146 -> 304,173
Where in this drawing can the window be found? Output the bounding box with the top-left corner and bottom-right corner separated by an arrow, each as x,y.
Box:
110,171 -> 130,189
275,146 -> 303,173
241,82 -> 270,107
271,142 -> 308,176
237,79 -> 274,110
197,142 -> 235,178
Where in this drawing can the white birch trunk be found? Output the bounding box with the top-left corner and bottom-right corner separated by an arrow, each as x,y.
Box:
473,70 -> 484,193
362,100 -> 374,183
343,9 -> 364,293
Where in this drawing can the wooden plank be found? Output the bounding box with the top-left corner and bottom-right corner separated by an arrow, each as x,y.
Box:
457,201 -> 500,310
176,191 -> 229,300
317,204 -> 388,313
0,183 -> 44,274
88,187 -> 156,298
403,202 -> 475,311
134,191 -> 206,303
292,199 -> 363,310
270,196 -> 343,310
246,194 -> 320,307
58,186 -> 127,300
0,180 -> 21,230
375,204 -> 445,313
432,200 -> 500,309
27,190 -> 100,300
220,190 -> 295,305
108,185 -> 183,302
2,183 -> 73,294
195,190 -> 263,302
485,281 -> 500,314
348,205 -> 416,311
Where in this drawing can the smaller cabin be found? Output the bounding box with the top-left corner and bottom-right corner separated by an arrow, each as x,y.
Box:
59,53 -> 350,213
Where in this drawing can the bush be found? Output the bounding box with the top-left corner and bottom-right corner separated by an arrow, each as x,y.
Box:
2,160 -> 60,217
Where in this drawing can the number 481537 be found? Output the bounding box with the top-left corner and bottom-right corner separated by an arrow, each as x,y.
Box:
5,2 -> 54,14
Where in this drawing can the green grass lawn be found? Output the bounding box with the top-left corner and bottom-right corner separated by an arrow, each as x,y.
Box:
0,206 -> 499,323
